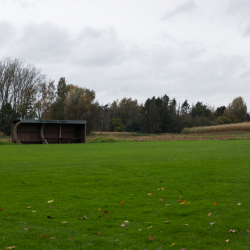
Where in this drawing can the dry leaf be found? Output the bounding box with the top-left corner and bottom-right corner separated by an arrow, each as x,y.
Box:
237,203 -> 242,205
213,202 -> 218,205
165,221 -> 170,224
40,234 -> 45,238
104,210 -> 108,214
138,229 -> 142,231
158,247 -> 163,250
149,235 -> 156,241
181,248 -> 186,250
50,237 -> 57,239
5,247 -> 16,249
147,226 -> 153,229
225,239 -> 230,242
246,230 -> 249,232
97,208 -> 101,211
183,224 -> 189,226
170,243 -> 175,246
121,223 -> 126,228
23,227 -> 28,231
210,222 -> 215,225
159,199 -> 164,202
79,216 -> 88,220
62,221 -> 68,223
32,211 -> 36,212
0,208 -> 2,210
120,200 -> 124,205
179,200 -> 186,204
158,187 -> 164,190
68,237 -> 72,241
147,193 -> 153,196
27,206 -> 31,209
229,230 -> 237,233
47,199 -> 54,203
208,213 -> 211,216
123,220 -> 129,223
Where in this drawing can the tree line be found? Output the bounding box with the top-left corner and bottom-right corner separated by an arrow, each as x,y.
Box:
0,58 -> 249,135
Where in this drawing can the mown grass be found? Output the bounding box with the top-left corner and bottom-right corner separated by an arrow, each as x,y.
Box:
182,122 -> 250,134
0,141 -> 250,250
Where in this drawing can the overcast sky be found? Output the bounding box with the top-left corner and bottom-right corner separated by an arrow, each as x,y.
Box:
1,0 -> 250,109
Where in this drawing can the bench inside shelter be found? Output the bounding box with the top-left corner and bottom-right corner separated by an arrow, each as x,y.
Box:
11,119 -> 87,144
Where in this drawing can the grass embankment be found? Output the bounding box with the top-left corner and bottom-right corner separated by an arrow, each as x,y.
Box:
0,141 -> 250,249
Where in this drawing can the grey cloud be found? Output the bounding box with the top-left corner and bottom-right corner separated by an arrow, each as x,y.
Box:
12,23 -> 126,66
162,1 -> 196,20
227,0 -> 250,36
243,25 -> 250,36
0,22 -> 16,46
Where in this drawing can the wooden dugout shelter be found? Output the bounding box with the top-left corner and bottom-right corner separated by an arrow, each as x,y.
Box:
11,119 -> 87,144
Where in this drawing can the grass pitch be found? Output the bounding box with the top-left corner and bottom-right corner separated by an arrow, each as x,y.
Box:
0,140 -> 250,249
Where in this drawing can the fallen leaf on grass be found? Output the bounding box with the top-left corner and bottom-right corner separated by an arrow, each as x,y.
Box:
47,199 -> 54,203
158,187 -> 164,190
179,200 -> 186,204
213,202 -> 218,205
183,224 -> 189,226
121,223 -> 126,228
104,210 -> 108,214
157,247 -> 163,250
147,226 -> 152,229
40,234 -> 45,238
170,243 -> 175,246
93,232 -> 100,234
246,230 -> 249,232
225,239 -> 230,242
47,216 -> 52,219
79,216 -> 88,220
32,211 -> 36,212
68,237 -> 72,241
138,229 -> 142,231
5,247 -> 16,249
23,227 -> 28,231
149,235 -> 156,240
165,221 -> 170,224
210,222 -> 215,225
27,207 -> 31,209
120,200 -> 124,205
159,199 -> 164,202
147,193 -> 153,196
181,248 -> 186,250
97,208 -> 101,211
62,221 -> 67,223
229,230 -> 237,233
0,208 -> 2,210
208,213 -> 211,216
123,220 -> 129,223
237,203 -> 242,205
50,237 -> 57,239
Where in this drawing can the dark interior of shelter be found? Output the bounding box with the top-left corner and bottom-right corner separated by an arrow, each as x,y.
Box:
11,120 -> 87,144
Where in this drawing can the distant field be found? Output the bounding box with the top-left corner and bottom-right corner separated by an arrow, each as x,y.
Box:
182,122 -> 250,134
87,130 -> 250,142
0,140 -> 250,249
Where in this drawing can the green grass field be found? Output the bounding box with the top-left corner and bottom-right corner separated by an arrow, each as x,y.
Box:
0,140 -> 250,249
